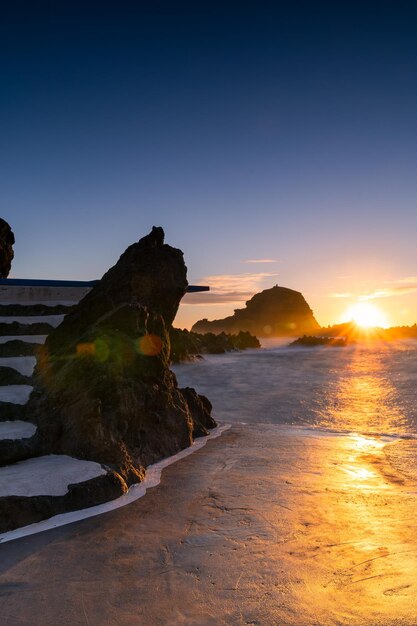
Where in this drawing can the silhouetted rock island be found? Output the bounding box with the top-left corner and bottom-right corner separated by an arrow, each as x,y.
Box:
0,218 -> 15,278
192,285 -> 320,337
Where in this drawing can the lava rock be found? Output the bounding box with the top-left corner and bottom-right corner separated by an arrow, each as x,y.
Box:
0,402 -> 26,422
169,328 -> 260,362
0,472 -> 126,533
0,322 -> 54,336
0,366 -> 31,385
0,340 -> 38,357
0,218 -> 15,278
0,303 -> 74,316
28,227 -> 216,486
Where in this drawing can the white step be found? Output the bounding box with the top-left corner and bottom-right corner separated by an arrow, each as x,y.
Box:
0,455 -> 107,497
0,315 -> 65,326
0,357 -> 36,376
0,385 -> 33,404
0,335 -> 47,344
0,420 -> 36,440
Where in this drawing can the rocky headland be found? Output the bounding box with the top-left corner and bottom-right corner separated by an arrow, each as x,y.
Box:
192,285 -> 320,337
0,227 -> 217,532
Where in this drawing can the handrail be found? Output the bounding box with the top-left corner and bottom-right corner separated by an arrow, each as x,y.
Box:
0,278 -> 209,293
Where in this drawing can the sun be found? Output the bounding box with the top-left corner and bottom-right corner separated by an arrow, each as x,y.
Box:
344,302 -> 388,328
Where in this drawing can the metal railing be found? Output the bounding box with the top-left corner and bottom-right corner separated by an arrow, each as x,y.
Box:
0,278 -> 209,293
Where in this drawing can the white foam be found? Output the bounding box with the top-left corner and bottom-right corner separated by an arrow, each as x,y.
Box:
0,424 -> 230,544
0,357 -> 36,376
0,454 -> 107,497
0,420 -> 36,440
0,335 -> 47,344
0,315 -> 65,327
0,385 -> 33,404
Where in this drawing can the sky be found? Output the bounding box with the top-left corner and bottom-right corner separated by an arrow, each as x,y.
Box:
1,1 -> 417,329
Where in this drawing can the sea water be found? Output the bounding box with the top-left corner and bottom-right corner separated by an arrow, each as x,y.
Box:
172,339 -> 417,438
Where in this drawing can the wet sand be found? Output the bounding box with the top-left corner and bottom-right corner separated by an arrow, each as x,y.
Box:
1,424 -> 417,625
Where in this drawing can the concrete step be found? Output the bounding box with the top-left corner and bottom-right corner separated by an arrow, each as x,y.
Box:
0,315 -> 65,327
0,288 -> 125,534
0,420 -> 36,440
0,356 -> 36,376
0,341 -> 39,357
0,367 -> 31,385
0,335 -> 47,344
0,384 -> 35,464
0,385 -> 33,405
0,455 -> 125,533
0,420 -> 38,467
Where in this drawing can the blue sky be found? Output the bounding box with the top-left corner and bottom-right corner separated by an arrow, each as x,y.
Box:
2,1 -> 417,327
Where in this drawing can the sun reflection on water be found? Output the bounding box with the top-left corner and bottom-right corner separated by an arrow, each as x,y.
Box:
317,344 -> 405,435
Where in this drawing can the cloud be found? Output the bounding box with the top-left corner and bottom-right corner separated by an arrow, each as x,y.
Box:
328,292 -> 353,299
395,276 -> 417,284
181,291 -> 253,305
327,275 -> 417,301
359,286 -> 417,300
184,272 -> 278,305
242,259 -> 277,264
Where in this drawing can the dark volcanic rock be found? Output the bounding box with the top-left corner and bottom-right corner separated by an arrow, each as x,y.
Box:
27,227 -> 216,486
0,322 -> 54,336
170,328 -> 260,362
0,340 -> 38,357
0,366 -> 31,385
0,434 -> 39,467
290,335 -> 348,347
0,472 -> 126,533
0,402 -> 26,422
0,218 -> 14,278
192,285 -> 320,337
0,303 -> 74,316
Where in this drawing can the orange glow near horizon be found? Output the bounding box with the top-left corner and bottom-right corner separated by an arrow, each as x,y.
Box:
343,302 -> 389,329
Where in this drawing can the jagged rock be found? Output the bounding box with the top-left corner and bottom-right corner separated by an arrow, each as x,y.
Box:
0,402 -> 26,422
290,335 -> 348,347
0,303 -> 75,316
0,218 -> 14,278
0,367 -> 31,385
0,322 -> 54,336
0,472 -> 125,533
169,328 -> 260,362
192,285 -> 320,337
0,340 -> 38,357
0,436 -> 38,467
28,227 -> 216,488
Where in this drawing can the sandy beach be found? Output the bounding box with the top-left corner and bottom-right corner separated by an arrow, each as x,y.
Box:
1,423 -> 417,625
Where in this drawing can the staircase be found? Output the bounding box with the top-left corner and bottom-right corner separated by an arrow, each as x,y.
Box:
0,278 -> 210,536
0,287 -> 121,535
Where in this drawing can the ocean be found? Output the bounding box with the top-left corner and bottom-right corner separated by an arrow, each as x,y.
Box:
172,339 -> 417,438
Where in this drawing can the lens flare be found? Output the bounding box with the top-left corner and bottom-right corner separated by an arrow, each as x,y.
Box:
136,334 -> 163,356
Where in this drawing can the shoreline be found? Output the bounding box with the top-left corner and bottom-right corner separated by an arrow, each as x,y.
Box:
1,422 -> 417,625
0,424 -> 231,545
3,421 -> 411,546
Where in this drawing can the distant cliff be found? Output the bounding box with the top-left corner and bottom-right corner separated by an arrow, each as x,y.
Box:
191,285 -> 320,337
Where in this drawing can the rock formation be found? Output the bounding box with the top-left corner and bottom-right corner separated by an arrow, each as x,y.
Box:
192,285 -> 320,337
28,227 -> 216,486
169,328 -> 260,362
0,218 -> 15,278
